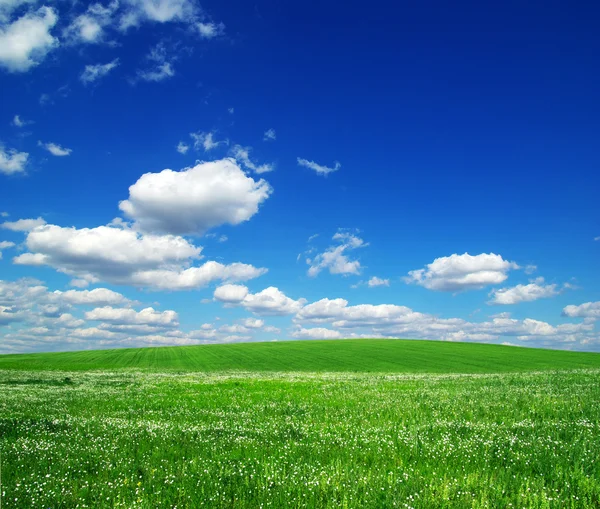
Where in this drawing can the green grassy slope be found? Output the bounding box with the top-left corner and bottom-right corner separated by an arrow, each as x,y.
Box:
1,339 -> 600,372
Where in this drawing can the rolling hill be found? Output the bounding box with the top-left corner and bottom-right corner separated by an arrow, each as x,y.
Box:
1,338 -> 599,372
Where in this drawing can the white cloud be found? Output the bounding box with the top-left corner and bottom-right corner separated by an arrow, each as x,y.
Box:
129,261 -> 267,291
1,217 -> 45,231
0,212 -> 8,217
15,222 -> 198,278
190,131 -> 225,151
85,306 -> 178,326
242,287 -> 306,316
488,280 -> 560,305
0,146 -> 28,175
0,0 -> 36,23
595,236 -> 600,242
0,6 -> 58,72
39,141 -> 72,156
213,283 -> 249,303
228,107 -> 234,114
65,1 -> 118,44
563,302 -> 600,320
405,253 -> 520,292
55,288 -> 130,306
293,295 -> 598,347
196,21 -> 224,38
297,157 -> 340,176
306,230 -> 367,277
368,276 -> 389,287
242,317 -> 264,329
120,0 -> 197,29
292,327 -> 342,340
263,128 -> 276,141
12,114 -> 32,127
135,42 -> 175,82
137,62 -> 174,82
214,285 -> 306,316
80,58 -> 119,84
176,141 -> 189,154
218,234 -> 227,243
231,145 -> 274,174
119,159 -> 272,235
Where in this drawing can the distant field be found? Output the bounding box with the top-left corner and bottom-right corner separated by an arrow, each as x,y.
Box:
2,338 -> 600,372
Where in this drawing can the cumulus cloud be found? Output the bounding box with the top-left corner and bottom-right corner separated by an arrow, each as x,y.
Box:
213,283 -> 249,304
0,146 -> 28,175
214,285 -> 306,316
176,141 -> 189,154
120,0 -> 197,29
488,279 -> 561,305
368,276 -> 389,287
55,288 -> 131,306
263,128 -> 276,141
39,141 -> 72,156
1,217 -> 45,231
231,145 -> 274,174
297,157 -> 340,176
196,21 -> 224,38
292,327 -> 342,339
129,262 -> 267,291
242,317 -> 264,329
190,131 -> 225,151
65,1 -> 118,44
293,295 -> 597,347
563,302 -> 600,320
119,159 -> 272,235
306,230 -> 367,277
80,59 -> 119,84
85,306 -> 178,326
0,6 -> 58,72
405,253 -> 520,292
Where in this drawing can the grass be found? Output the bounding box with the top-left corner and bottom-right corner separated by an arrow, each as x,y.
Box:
1,340 -> 600,508
1,338 -> 600,372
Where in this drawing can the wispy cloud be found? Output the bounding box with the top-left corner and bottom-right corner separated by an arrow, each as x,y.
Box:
38,141 -> 72,156
297,157 -> 340,176
80,59 -> 119,84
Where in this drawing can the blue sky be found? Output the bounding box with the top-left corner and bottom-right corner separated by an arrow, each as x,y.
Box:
1,0 -> 599,353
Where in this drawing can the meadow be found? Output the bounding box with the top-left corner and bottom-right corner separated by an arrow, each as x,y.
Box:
1,340 -> 600,508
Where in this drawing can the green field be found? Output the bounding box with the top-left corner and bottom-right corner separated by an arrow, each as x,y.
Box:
1,340 -> 600,508
2,338 -> 600,372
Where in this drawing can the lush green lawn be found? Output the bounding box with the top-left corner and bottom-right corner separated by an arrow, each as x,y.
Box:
2,341 -> 600,507
1,339 -> 600,372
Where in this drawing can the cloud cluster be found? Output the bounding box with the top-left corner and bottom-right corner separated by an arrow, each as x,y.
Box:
488,278 -> 561,305
306,230 -> 367,277
119,159 -> 272,235
405,253 -> 520,292
0,146 -> 28,175
214,284 -> 306,316
0,6 -> 58,72
12,222 -> 266,290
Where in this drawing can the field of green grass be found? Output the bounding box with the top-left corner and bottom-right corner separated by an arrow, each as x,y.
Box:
2,339 -> 600,372
1,340 -> 600,508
